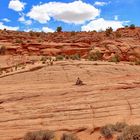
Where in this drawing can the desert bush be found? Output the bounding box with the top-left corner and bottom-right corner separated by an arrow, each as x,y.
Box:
0,45 -> 6,55
105,27 -> 113,36
40,56 -> 47,64
114,122 -> 128,132
24,131 -> 36,140
35,32 -> 41,37
65,55 -> 70,60
24,130 -> 55,140
130,24 -> 135,29
100,125 -> 113,139
109,54 -> 120,63
88,53 -> 97,61
56,26 -> 62,32
88,51 -> 102,61
70,54 -> 81,60
56,55 -> 64,61
29,31 -> 34,36
95,51 -> 102,59
61,133 -> 79,140
117,125 -> 140,140
92,30 -> 97,33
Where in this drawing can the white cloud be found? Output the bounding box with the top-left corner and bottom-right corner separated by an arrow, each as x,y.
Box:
2,18 -> 11,22
0,22 -> 19,30
94,1 -> 110,6
24,20 -> 32,25
81,18 -> 124,31
9,0 -> 26,12
24,28 -> 41,32
27,1 -> 100,24
18,16 -> 25,22
114,15 -> 118,20
42,27 -> 54,33
18,16 -> 32,25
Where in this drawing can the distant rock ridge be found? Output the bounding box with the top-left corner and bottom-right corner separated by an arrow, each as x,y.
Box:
0,27 -> 140,61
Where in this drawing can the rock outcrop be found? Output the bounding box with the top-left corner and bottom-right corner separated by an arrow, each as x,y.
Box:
0,27 -> 140,61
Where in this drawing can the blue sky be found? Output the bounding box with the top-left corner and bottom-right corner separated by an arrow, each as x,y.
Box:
0,0 -> 139,32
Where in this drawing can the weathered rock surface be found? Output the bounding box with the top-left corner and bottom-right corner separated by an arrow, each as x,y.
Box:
0,27 -> 140,61
0,60 -> 140,140
0,27 -> 140,140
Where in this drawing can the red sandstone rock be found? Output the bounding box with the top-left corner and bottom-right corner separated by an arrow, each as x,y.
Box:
0,27 -> 140,61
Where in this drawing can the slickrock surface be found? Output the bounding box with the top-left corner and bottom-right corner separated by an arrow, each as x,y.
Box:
0,60 -> 140,140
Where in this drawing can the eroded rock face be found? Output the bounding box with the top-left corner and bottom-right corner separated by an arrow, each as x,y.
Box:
0,27 -> 140,61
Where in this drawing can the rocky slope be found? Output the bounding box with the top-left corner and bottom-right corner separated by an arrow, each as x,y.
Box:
0,27 -> 140,140
0,27 -> 140,61
0,60 -> 140,140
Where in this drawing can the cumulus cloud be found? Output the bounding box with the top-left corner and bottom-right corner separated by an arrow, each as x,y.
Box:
81,18 -> 125,31
94,1 -> 110,6
0,22 -> 19,30
2,18 -> 11,22
27,1 -> 100,24
9,0 -> 26,12
42,27 -> 54,33
18,16 -> 32,25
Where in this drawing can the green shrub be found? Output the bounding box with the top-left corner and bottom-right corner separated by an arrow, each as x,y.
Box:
95,51 -> 102,59
130,24 -> 135,29
88,51 -> 102,61
56,55 -> 64,61
88,53 -> 97,61
70,54 -> 81,60
105,27 -> 113,36
100,125 -> 113,139
114,122 -> 128,132
117,125 -> 140,140
40,56 -> 47,63
92,30 -> 97,33
29,31 -> 34,36
56,26 -> 62,32
35,32 -> 41,37
100,123 -> 140,140
109,54 -> 120,63
0,45 -> 6,55
61,133 -> 79,140
65,55 -> 70,60
24,130 -> 54,140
